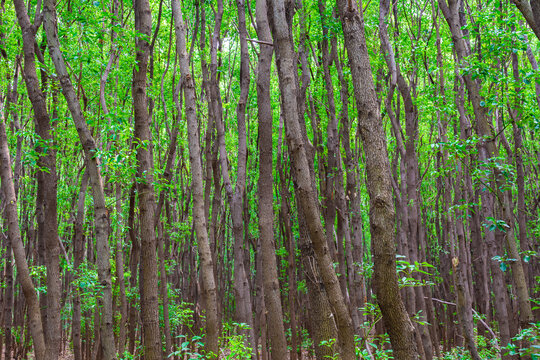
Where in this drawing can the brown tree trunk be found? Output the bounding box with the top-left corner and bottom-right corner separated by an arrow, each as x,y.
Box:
42,0 -> 117,357
255,0 -> 289,357
438,1 -> 513,355
171,0 -> 220,356
73,170 -> 88,360
0,99 -> 47,360
132,0 -> 163,358
337,0 -> 418,358
268,0 -> 356,357
12,2 -> 61,358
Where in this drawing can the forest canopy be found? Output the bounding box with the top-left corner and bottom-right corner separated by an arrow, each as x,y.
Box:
0,0 -> 539,359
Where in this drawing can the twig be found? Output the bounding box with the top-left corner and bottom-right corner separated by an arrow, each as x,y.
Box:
246,38 -> 273,46
429,297 -> 500,350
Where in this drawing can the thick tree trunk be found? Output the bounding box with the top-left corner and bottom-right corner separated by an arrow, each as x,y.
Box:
12,2 -> 61,358
132,0 -> 163,358
337,0 -> 418,358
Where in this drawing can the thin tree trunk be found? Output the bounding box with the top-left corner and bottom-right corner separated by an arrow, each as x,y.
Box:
0,97 -> 47,360
171,1 -> 220,356
255,0 -> 289,357
73,170 -> 88,360
42,1 -> 117,357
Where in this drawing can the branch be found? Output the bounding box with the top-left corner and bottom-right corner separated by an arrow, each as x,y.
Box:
429,297 -> 500,350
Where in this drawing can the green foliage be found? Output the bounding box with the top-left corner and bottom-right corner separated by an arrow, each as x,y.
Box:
439,333 -> 499,359
355,302 -> 394,359
169,335 -> 206,359
396,255 -> 438,288
320,338 -> 340,359
505,322 -> 540,358
220,322 -> 252,360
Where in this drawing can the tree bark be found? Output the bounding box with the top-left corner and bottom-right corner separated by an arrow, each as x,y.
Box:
132,0 -> 163,358
0,97 -> 47,360
171,0 -> 221,356
337,0 -> 418,358
42,0 -> 117,358
268,0 -> 356,356
255,0 -> 289,357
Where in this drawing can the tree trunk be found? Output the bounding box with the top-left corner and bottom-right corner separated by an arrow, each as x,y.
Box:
337,0 -> 418,358
0,97 -> 47,360
171,1 -> 221,356
132,0 -> 163,358
256,0 -> 289,357
42,1 -> 117,357
268,0 -> 356,357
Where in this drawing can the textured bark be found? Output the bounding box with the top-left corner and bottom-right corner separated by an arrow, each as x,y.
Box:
42,0 -> 117,358
0,99 -> 47,360
268,0 -> 356,357
114,182 -> 128,356
379,3 -> 434,357
337,0 -> 418,358
12,1 -> 61,358
132,0 -> 162,358
508,53 -> 535,332
438,1 -> 512,355
512,0 -> 540,40
172,0 -> 220,356
255,0 -> 289,358
209,0 -> 256,347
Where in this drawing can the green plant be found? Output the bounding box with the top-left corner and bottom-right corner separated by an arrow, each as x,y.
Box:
505,322 -> 540,358
220,322 -> 252,360
319,338 -> 340,359
396,255 -> 438,288
168,334 -> 206,359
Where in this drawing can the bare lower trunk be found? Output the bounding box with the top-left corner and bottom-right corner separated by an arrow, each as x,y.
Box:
0,99 -> 47,360
73,170 -> 88,360
172,1 -> 220,356
255,0 -> 289,358
42,1 -> 117,357
337,0 -> 418,358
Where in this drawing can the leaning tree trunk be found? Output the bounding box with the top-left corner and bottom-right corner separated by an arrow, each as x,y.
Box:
337,0 -> 418,358
438,1 -> 521,355
0,97 -> 47,360
42,0 -> 117,358
12,1 -> 62,358
268,0 -> 356,357
171,0 -> 220,356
